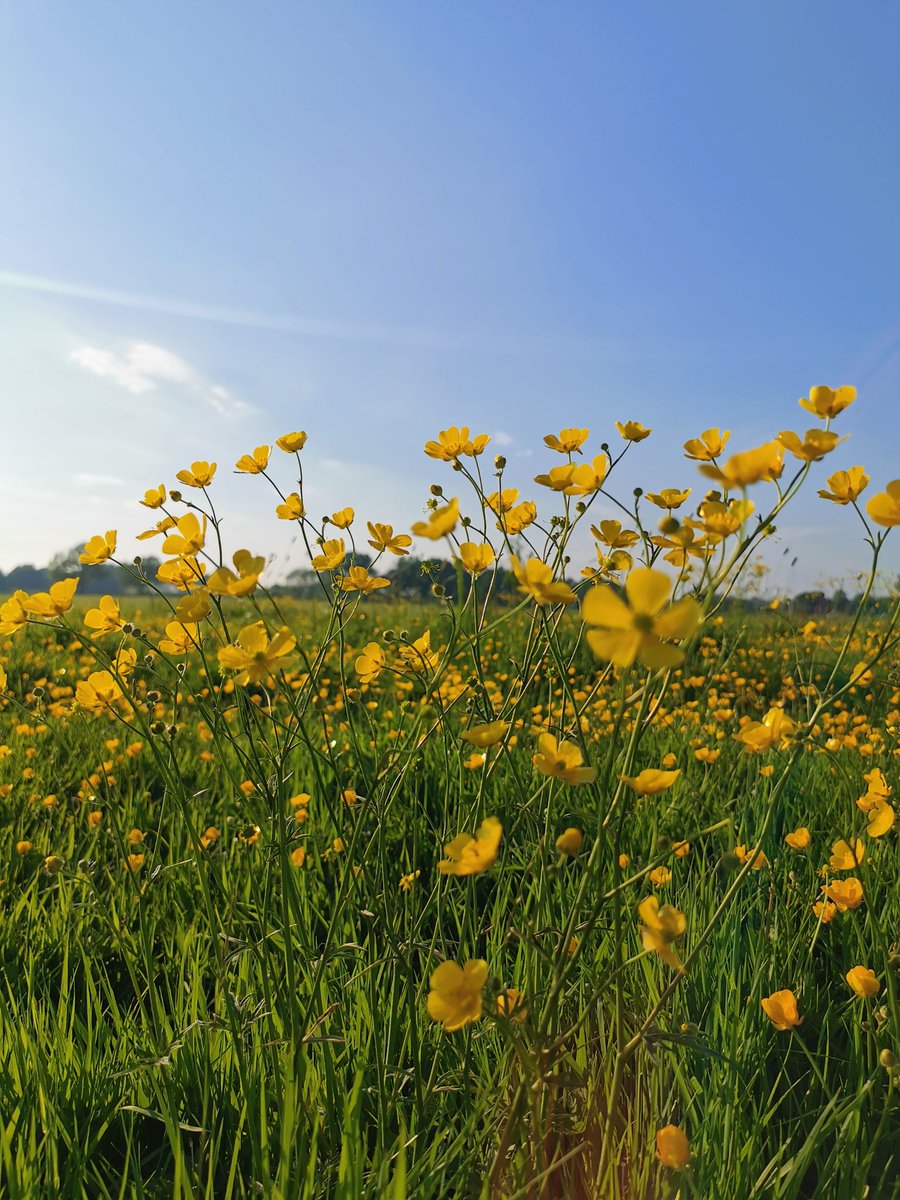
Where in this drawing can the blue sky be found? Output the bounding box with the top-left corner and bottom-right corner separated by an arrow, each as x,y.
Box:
1,2 -> 898,588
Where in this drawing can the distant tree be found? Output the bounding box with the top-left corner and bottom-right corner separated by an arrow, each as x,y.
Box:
1,564 -> 49,591
47,545 -> 84,582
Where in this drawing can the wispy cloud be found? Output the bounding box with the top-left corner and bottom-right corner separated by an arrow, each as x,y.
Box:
70,342 -> 191,394
69,339 -> 251,417
0,268 -> 460,349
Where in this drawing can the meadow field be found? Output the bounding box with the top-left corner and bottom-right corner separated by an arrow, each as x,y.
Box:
1,399 -> 898,1199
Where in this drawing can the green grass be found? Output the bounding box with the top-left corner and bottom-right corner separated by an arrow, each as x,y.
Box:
0,597 -> 897,1199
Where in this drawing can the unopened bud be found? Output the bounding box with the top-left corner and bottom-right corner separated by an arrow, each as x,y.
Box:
430,484 -> 444,497
169,490 -> 183,503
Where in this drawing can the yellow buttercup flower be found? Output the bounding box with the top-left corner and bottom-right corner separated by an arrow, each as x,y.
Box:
485,488 -> 519,514
460,721 -> 508,748
176,589 -> 210,621
620,768 -> 680,795
656,1125 -> 690,1168
829,837 -> 865,871
510,557 -> 576,606
866,480 -> 900,527
276,493 -> 304,520
217,622 -> 296,685
339,566 -> 391,595
683,428 -> 730,461
79,531 -> 117,565
555,827 -> 583,855
175,461 -> 216,488
822,877 -> 864,911
496,987 -> 527,1023
865,799 -> 894,838
645,488 -> 691,510
411,498 -> 460,541
734,707 -> 797,753
331,506 -> 354,528
140,484 -> 166,509
276,431 -> 307,452
818,466 -> 869,505
761,989 -> 801,1030
812,899 -> 838,924
76,670 -> 124,714
426,959 -> 488,1031
235,445 -> 271,474
651,526 -> 713,569
566,454 -> 609,495
799,385 -> 856,419
83,596 -> 125,639
367,522 -> 412,555
534,463 -> 578,492
311,539 -> 346,572
498,501 -> 537,534
158,622 -> 201,655
396,630 -> 439,675
581,567 -> 701,669
162,513 -> 207,557
700,441 -> 784,487
845,966 -> 880,998
777,429 -> 846,462
616,420 -> 651,442
638,896 -> 686,970
137,516 -> 176,541
25,578 -> 78,618
532,733 -> 595,785
592,520 -> 640,549
424,426 -> 490,461
784,827 -> 811,851
695,497 -> 754,537
437,816 -> 502,876
0,591 -> 30,634
207,550 -> 265,597
735,845 -> 767,870
582,547 -> 633,580
458,542 -> 495,575
544,427 -> 589,454
157,556 -> 206,592
355,642 -> 385,684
